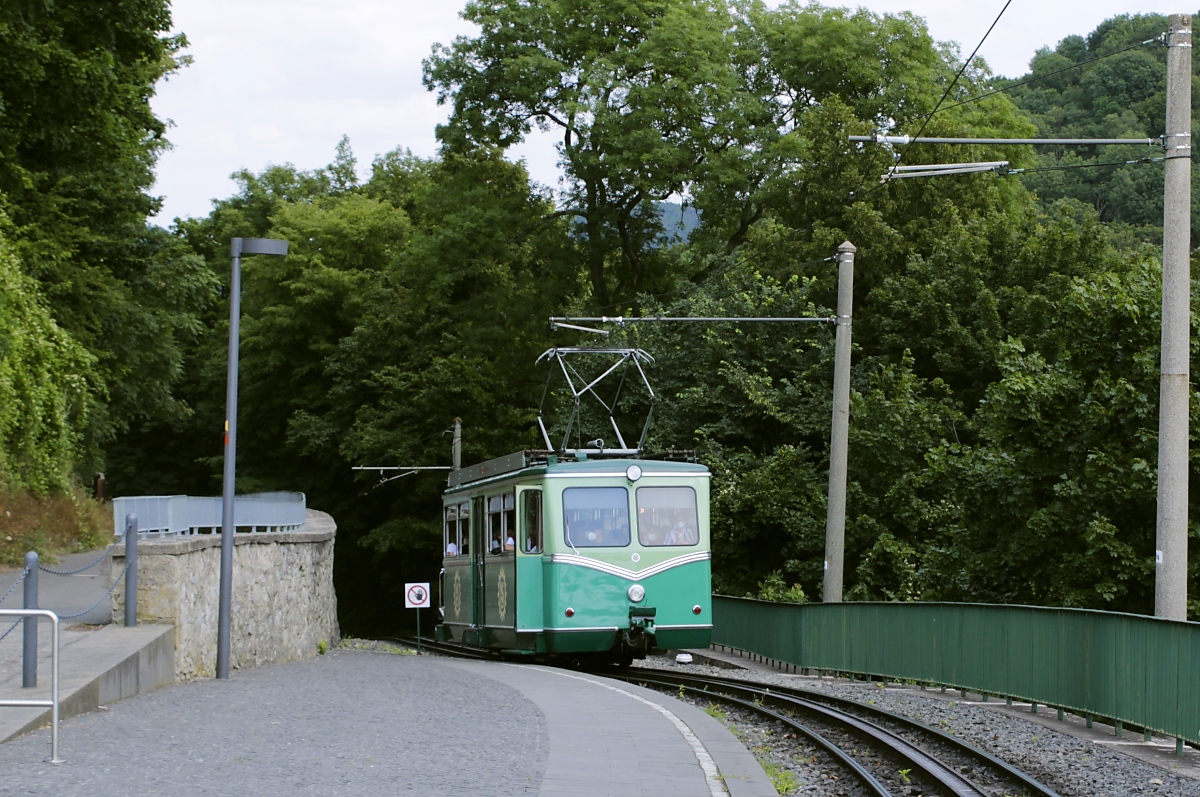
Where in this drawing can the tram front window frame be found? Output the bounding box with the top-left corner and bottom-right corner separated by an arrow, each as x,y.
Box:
563,486 -> 630,548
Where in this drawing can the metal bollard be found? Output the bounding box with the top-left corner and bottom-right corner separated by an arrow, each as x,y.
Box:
124,514 -> 138,627
23,551 -> 38,688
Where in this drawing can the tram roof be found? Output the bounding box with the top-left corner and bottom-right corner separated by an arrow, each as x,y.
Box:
446,450 -> 707,491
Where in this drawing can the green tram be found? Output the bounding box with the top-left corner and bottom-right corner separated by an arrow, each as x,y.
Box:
436,450 -> 712,663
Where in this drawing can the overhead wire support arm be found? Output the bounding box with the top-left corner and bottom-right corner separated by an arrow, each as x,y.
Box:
882,162 -> 1010,182
351,465 -> 454,487
351,466 -> 454,471
550,315 -> 835,325
850,134 -> 1164,146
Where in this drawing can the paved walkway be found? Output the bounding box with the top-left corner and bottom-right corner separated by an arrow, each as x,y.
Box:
0,547 -> 117,628
0,651 -> 774,797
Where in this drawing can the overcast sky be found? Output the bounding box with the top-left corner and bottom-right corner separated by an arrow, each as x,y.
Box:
149,0 -> 1170,224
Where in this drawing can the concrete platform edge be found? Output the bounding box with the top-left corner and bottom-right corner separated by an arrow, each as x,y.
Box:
613,675 -> 779,797
1,624 -> 174,744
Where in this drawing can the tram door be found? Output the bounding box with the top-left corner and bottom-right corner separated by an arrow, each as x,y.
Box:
470,496 -> 485,628
515,488 -> 544,633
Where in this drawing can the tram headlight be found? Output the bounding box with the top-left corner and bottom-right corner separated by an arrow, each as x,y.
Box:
625,464 -> 642,482
627,584 -> 646,603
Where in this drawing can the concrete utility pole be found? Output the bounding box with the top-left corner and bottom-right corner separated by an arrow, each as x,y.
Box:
452,418 -> 462,471
823,241 -> 856,603
1156,13 -> 1192,621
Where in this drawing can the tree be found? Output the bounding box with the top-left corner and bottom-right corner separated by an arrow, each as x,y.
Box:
0,212 -> 99,494
425,0 -> 752,308
1002,13 -> 1199,242
0,0 -> 211,460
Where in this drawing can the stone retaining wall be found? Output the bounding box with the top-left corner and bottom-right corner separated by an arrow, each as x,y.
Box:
111,509 -> 339,680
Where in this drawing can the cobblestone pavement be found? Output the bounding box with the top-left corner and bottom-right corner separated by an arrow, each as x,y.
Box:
0,650 -> 549,796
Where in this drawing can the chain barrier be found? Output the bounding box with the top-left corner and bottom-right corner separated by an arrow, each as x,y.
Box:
0,566 -> 31,643
0,618 -> 20,642
56,561 -> 130,621
37,531 -> 126,577
0,565 -> 30,606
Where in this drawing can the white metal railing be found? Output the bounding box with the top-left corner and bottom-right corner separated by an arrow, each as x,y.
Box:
0,609 -> 62,763
111,492 -> 306,536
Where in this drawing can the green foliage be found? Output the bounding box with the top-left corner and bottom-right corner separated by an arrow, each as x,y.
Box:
94,6 -> 1195,632
0,0 -> 216,471
1001,13 -> 1192,242
759,760 -> 800,794
426,0 -> 751,308
0,216 -> 99,493
756,571 -> 808,604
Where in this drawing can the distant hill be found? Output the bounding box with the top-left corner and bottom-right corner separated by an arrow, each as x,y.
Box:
656,201 -> 699,243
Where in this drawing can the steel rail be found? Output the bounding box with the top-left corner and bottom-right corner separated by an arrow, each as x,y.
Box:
673,686 -> 893,796
388,636 -> 495,661
669,670 -> 1063,797
615,669 -> 1039,797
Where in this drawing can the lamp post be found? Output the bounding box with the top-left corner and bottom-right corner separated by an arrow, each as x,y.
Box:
218,237 -> 288,680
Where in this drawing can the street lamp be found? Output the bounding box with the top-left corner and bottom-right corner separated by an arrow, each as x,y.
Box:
218,237 -> 288,680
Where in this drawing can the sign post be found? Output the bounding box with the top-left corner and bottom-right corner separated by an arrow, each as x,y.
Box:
405,582 -> 431,653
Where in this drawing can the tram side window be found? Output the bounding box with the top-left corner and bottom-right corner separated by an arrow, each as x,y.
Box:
522,491 -> 542,553
488,495 -> 503,554
563,487 -> 630,548
503,493 -> 516,552
444,506 -> 459,556
636,486 -> 699,546
457,502 -> 470,556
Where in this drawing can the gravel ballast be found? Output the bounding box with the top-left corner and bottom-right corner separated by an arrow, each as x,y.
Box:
631,655 -> 1200,797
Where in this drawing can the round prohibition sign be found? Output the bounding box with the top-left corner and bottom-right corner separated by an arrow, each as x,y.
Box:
405,582 -> 431,609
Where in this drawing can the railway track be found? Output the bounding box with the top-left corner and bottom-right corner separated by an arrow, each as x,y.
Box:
392,637 -> 1060,797
609,668 -> 1063,797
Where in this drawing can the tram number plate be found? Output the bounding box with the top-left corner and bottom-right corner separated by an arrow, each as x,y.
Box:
405,582 -> 431,609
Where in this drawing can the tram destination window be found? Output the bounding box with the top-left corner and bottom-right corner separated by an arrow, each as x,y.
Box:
563,487 -> 630,548
637,486 -> 699,546
522,491 -> 542,553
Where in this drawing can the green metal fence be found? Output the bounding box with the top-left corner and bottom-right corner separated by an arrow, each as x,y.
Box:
712,596 -> 1200,745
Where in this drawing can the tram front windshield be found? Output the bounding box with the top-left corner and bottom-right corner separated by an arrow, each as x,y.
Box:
563,487 -> 630,548
637,486 -> 699,546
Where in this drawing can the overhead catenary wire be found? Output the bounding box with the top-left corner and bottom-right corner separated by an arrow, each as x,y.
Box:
1011,156 -> 1166,174
879,0 -> 1013,184
838,0 -> 1013,212
582,254 -> 836,320
907,36 -> 1164,122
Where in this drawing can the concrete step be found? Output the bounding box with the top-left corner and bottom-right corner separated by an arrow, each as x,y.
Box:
0,623 -> 173,743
